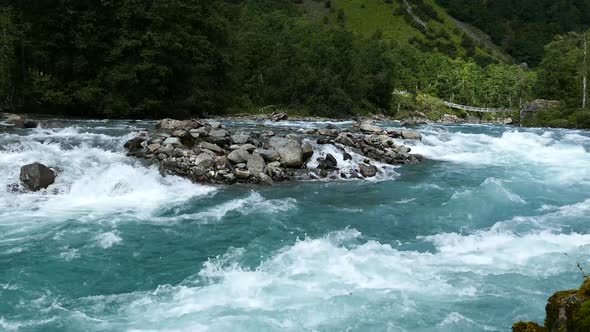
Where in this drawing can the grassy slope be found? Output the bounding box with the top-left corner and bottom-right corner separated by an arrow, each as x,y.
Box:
300,0 -> 506,62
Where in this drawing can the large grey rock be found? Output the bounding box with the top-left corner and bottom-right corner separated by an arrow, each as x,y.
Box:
358,164 -> 378,178
401,130 -> 422,141
268,137 -> 303,168
231,133 -> 251,145
227,149 -> 250,164
209,129 -> 228,138
5,114 -> 38,128
156,144 -> 174,155
301,142 -> 314,162
124,137 -> 145,152
247,153 -> 266,174
234,169 -> 251,179
20,162 -> 56,191
256,148 -> 280,162
156,118 -> 192,131
190,127 -> 209,138
269,112 -> 288,122
257,172 -> 274,186
163,137 -> 182,147
199,142 -> 224,155
195,153 -> 214,169
359,120 -> 383,134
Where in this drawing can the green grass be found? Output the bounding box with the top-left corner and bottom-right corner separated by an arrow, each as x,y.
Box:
299,0 -> 504,62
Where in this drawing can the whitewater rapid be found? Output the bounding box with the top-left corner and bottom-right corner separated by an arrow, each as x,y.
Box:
1,120 -> 590,331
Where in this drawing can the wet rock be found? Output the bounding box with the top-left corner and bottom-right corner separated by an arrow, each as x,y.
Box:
228,149 -> 250,164
20,162 -> 56,191
343,152 -> 353,161
268,137 -> 303,168
124,137 -> 145,152
231,133 -> 251,145
257,172 -> 274,185
156,119 -> 192,131
4,114 -> 38,128
199,142 -> 224,155
156,144 -> 174,155
163,137 -> 182,147
401,130 -> 422,141
466,115 -> 481,124
147,143 -> 161,153
256,148 -> 280,162
269,112 -> 288,122
302,142 -> 314,162
234,169 -> 251,179
247,153 -> 266,174
194,153 -> 214,169
190,127 -> 209,138
359,120 -> 384,134
441,114 -> 461,124
358,164 -> 378,178
240,144 -> 257,152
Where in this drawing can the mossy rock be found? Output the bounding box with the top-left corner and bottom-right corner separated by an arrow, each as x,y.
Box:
512,321 -> 547,332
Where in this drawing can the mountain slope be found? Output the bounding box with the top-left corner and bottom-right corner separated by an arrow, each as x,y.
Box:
299,0 -> 510,64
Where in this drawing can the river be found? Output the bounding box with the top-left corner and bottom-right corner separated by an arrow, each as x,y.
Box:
1,119 -> 589,331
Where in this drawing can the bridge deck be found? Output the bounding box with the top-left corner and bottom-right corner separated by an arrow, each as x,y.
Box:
443,101 -> 513,113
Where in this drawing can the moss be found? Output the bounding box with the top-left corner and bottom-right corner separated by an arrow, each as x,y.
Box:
545,289 -> 579,329
512,321 -> 546,332
573,301 -> 590,330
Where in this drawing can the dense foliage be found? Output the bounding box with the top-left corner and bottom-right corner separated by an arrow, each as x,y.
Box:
0,0 -> 587,126
437,0 -> 590,66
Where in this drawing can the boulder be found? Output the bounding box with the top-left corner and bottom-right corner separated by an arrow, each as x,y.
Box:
358,164 -> 378,178
441,114 -> 461,123
194,153 -> 214,169
209,129 -> 228,138
231,133 -> 251,145
256,148 -> 280,162
199,142 -> 225,155
234,169 -> 251,179
156,144 -> 174,155
240,144 -> 257,152
268,137 -> 303,168
208,121 -> 222,129
359,120 -> 384,134
20,162 -> 56,191
343,152 -> 353,161
4,114 -> 38,128
325,154 -> 338,167
257,172 -> 274,186
124,137 -> 145,152
147,143 -> 161,153
163,137 -> 182,147
269,112 -> 288,122
401,130 -> 422,141
156,119 -> 192,131
190,127 -> 209,138
227,149 -> 250,164
247,153 -> 266,174
301,142 -> 314,162
466,115 -> 481,124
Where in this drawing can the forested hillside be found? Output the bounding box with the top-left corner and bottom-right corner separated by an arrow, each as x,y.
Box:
0,0 -> 588,127
437,0 -> 590,66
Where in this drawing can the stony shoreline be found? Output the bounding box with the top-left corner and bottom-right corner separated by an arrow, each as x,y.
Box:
123,117 -> 424,186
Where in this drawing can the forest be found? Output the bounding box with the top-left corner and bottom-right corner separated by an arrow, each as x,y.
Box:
0,0 -> 589,128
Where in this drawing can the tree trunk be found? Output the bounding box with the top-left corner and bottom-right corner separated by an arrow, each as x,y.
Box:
583,32 -> 587,109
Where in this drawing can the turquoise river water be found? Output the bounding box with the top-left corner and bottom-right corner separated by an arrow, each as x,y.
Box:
1,119 -> 590,331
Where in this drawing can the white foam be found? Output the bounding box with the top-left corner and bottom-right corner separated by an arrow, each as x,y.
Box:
86,225 -> 590,330
95,231 -> 123,249
410,129 -> 590,184
159,192 -> 297,223
306,140 -> 400,181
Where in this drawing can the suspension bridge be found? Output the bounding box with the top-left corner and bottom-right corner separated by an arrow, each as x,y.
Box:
442,101 -> 513,113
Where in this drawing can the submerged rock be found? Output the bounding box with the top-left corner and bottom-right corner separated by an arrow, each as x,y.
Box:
358,164 -> 378,178
20,162 -> 56,191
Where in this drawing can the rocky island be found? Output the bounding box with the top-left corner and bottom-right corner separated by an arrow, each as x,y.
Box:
123,116 -> 424,186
